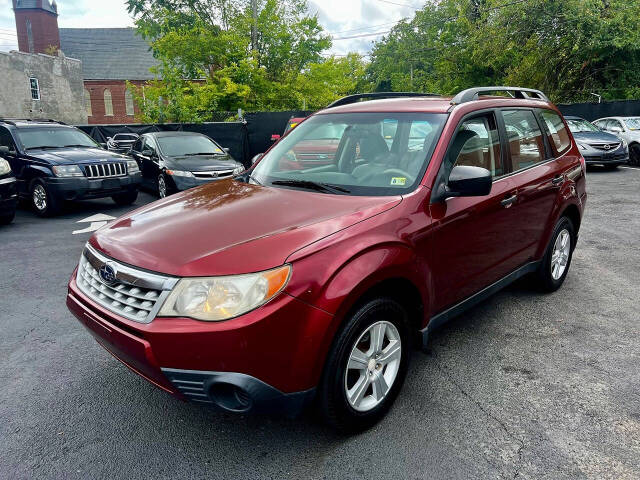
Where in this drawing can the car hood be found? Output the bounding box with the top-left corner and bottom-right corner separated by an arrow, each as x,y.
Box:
165,154 -> 240,171
90,179 -> 401,277
572,131 -> 621,144
27,147 -> 128,165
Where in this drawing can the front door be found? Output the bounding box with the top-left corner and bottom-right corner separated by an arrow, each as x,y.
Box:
429,111 -> 521,312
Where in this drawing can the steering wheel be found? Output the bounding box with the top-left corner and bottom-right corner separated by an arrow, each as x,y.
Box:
357,168 -> 414,185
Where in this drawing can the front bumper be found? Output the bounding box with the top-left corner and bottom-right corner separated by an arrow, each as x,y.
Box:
66,273 -> 331,415
171,174 -> 234,191
46,172 -> 142,201
582,149 -> 628,165
0,176 -> 18,214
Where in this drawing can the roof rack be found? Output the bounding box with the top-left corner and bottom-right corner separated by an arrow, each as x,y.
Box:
450,87 -> 549,105
328,92 -> 440,108
0,118 -> 66,125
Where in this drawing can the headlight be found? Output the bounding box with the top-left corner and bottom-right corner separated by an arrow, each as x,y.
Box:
166,170 -> 194,177
158,265 -> 291,321
0,158 -> 11,176
233,165 -> 244,175
127,160 -> 140,173
52,165 -> 84,177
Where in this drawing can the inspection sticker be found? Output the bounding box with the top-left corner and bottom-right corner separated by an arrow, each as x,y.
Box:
390,177 -> 407,186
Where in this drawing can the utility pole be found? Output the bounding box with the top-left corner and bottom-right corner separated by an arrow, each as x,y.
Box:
251,0 -> 258,55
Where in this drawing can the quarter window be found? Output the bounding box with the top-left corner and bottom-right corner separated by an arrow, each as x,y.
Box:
29,78 -> 40,100
104,89 -> 114,116
502,110 -> 545,172
540,110 -> 570,155
448,114 -> 503,177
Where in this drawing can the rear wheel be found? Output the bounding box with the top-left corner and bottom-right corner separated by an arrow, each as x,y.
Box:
112,190 -> 138,206
319,298 -> 411,432
31,180 -> 60,217
535,217 -> 575,292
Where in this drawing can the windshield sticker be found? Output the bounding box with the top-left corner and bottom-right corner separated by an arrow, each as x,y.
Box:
390,177 -> 406,186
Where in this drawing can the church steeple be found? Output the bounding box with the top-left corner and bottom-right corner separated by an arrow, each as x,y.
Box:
13,0 -> 61,54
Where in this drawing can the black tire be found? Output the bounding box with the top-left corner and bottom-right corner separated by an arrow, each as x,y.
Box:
112,190 -> 138,206
535,216 -> 576,292
318,297 -> 411,433
158,173 -> 172,198
0,212 -> 15,225
30,179 -> 61,217
630,144 -> 640,166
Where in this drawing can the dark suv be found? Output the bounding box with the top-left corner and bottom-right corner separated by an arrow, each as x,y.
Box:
0,119 -> 142,216
67,88 -> 586,432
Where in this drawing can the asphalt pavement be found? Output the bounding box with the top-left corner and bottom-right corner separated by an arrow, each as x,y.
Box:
1,169 -> 639,479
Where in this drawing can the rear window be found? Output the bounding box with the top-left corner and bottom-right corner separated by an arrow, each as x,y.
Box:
540,110 -> 571,155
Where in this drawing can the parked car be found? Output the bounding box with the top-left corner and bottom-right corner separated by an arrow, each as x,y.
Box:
67,88 -> 586,432
564,116 -> 629,168
0,119 -> 141,216
592,116 -> 640,166
0,157 -> 17,225
129,131 -> 244,198
106,133 -> 139,154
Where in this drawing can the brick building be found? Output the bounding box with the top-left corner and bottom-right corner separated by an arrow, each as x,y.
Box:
12,0 -> 159,124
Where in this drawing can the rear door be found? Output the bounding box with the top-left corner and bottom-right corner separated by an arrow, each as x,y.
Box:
429,110 -> 521,311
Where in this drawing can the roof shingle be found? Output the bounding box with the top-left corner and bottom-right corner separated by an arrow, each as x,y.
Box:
59,28 -> 160,80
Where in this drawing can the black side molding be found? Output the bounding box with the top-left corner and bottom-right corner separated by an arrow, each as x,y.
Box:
420,261 -> 541,349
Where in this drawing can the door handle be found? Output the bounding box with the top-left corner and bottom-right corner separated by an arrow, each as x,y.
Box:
501,194 -> 517,208
551,175 -> 564,185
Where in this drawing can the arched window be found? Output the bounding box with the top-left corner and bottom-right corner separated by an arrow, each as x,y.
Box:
84,89 -> 92,117
125,89 -> 135,116
104,89 -> 113,116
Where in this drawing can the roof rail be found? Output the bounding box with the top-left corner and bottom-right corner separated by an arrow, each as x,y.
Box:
0,118 -> 66,125
328,92 -> 440,108
450,87 -> 549,105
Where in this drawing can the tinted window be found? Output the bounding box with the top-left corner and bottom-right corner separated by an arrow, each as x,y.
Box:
448,114 -> 503,177
502,110 -> 545,172
15,127 -> 98,150
541,110 -> 571,154
0,127 -> 16,153
132,138 -> 143,151
156,135 -> 223,157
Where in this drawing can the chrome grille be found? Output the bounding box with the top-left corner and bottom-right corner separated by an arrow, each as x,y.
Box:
84,162 -> 127,178
590,142 -> 621,151
76,245 -> 178,323
192,169 -> 235,179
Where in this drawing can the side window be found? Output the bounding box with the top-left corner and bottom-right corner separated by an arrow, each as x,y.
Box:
502,110 -> 545,173
145,136 -> 158,155
448,114 -> 503,177
132,138 -> 143,152
540,110 -> 571,155
0,127 -> 17,154
610,119 -> 623,133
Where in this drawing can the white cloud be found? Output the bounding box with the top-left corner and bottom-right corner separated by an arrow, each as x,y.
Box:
0,0 -> 419,55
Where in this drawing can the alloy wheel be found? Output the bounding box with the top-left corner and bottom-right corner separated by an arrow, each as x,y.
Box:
158,175 -> 167,198
33,184 -> 47,211
344,320 -> 402,412
551,228 -> 571,280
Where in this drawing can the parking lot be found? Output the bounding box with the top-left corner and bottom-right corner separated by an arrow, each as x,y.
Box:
0,167 -> 639,479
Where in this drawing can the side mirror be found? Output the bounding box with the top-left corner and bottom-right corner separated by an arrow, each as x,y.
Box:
251,153 -> 264,165
446,165 -> 492,198
99,143 -> 107,149
611,126 -> 623,133
142,148 -> 154,157
271,134 -> 281,142
223,147 -> 231,153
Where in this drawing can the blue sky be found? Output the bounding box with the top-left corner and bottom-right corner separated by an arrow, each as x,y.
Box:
0,0 -> 419,56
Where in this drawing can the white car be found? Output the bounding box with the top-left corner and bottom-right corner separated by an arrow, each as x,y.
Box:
592,117 -> 640,165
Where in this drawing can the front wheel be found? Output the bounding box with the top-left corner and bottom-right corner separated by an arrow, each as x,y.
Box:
318,298 -> 411,432
158,174 -> 170,198
535,217 -> 575,292
31,180 -> 60,217
630,144 -> 640,166
112,190 -> 138,206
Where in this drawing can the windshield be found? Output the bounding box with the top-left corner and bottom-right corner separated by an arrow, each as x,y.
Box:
624,118 -> 640,131
250,112 -> 447,196
17,127 -> 99,150
566,119 -> 599,133
157,135 -> 224,157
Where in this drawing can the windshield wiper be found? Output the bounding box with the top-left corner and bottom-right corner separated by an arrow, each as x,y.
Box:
63,144 -> 93,148
25,145 -> 63,150
271,179 -> 351,194
183,152 -> 224,156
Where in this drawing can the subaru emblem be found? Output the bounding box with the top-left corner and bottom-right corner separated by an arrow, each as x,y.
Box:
99,263 -> 117,285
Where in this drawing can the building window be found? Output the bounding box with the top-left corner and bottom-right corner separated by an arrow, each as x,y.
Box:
125,89 -> 135,116
104,89 -> 113,116
29,78 -> 40,100
84,89 -> 92,117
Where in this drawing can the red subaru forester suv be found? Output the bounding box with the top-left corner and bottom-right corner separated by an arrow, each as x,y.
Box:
67,87 -> 586,431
